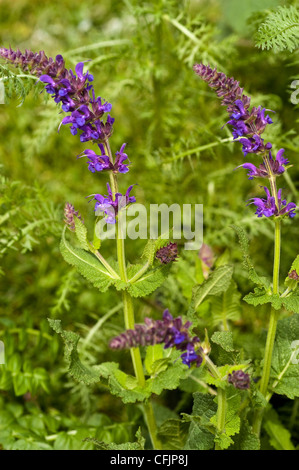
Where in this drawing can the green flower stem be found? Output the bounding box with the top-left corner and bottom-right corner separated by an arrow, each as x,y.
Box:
252,217 -> 281,436
215,388 -> 227,451
107,159 -> 161,449
199,352 -> 226,450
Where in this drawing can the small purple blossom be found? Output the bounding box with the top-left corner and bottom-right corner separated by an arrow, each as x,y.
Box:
93,183 -> 136,224
228,370 -> 250,390
78,143 -> 112,173
248,187 -> 296,218
114,144 -> 131,174
235,148 -> 290,180
109,309 -> 203,368
239,135 -> 271,157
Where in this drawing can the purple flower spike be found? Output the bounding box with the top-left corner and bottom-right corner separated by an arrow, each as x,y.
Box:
194,64 -> 274,155
0,47 -> 114,144
109,309 -> 202,368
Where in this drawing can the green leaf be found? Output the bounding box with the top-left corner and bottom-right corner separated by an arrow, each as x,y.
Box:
211,331 -> 234,352
142,231 -> 172,266
74,217 -> 90,251
232,225 -> 269,288
183,393 -> 216,450
255,5 -> 299,52
270,314 -> 299,399
96,362 -> 152,403
230,420 -> 260,450
149,350 -> 189,395
60,227 -> 114,292
210,280 -> 241,327
281,294 -> 299,314
127,264 -> 170,298
189,265 -> 234,314
144,344 -> 164,375
210,388 -> 241,450
85,428 -> 145,450
264,408 -> 295,450
48,319 -> 101,385
157,419 -> 190,450
243,288 -> 282,310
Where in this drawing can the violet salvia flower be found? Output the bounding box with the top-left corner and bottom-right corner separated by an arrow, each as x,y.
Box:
114,144 -> 131,174
78,143 -> 113,173
236,149 -> 290,180
64,203 -> 83,231
93,183 -> 136,224
194,63 -> 296,220
156,242 -> 178,264
248,187 -> 296,219
228,370 -> 250,390
109,309 -> 203,368
0,47 -> 113,144
193,64 -> 273,156
80,143 -> 130,174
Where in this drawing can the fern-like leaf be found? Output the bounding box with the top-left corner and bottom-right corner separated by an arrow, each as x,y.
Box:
255,6 -> 299,52
0,64 -> 43,105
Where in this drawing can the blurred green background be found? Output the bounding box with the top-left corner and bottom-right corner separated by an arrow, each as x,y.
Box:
0,0 -> 298,449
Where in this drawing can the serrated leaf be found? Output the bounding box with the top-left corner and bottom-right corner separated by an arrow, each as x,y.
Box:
184,393 -> 216,450
264,408 -> 295,450
142,231 -> 172,266
96,361 -> 152,403
86,428 -> 145,450
157,419 -> 190,450
243,288 -> 282,310
48,319 -> 101,385
127,264 -> 170,298
269,314 -> 299,399
144,344 -> 164,375
230,420 -> 260,450
211,280 -> 241,327
210,388 -> 241,450
211,331 -> 234,352
60,227 -> 114,292
74,217 -> 90,251
189,265 -> 234,314
232,225 -> 269,288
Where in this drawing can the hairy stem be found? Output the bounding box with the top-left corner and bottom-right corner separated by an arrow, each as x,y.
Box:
108,162 -> 161,449
199,351 -> 226,450
252,187 -> 281,436
215,388 -> 227,451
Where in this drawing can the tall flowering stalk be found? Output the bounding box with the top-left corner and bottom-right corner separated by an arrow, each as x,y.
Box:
194,64 -> 296,436
0,46 -> 166,449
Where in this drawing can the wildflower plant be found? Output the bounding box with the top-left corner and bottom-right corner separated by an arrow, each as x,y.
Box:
1,35 -> 299,452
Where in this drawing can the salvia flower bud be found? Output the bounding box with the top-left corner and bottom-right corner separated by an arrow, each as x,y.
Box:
64,203 -> 83,231
228,370 -> 250,390
156,242 -> 178,264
